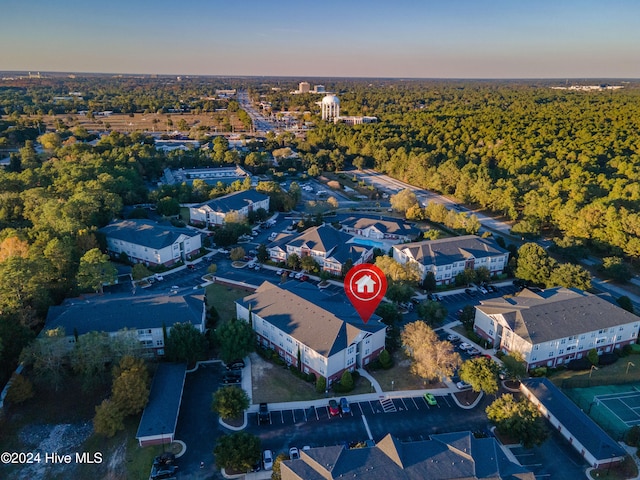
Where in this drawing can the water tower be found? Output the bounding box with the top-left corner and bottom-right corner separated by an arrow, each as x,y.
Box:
321,94 -> 340,121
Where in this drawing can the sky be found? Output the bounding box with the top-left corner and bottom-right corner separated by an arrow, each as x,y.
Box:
1,0 -> 639,78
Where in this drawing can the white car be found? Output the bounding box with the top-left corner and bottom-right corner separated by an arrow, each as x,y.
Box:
154,274 -> 164,281
447,334 -> 460,343
456,381 -> 472,390
478,286 -> 488,294
458,342 -> 473,351
289,447 -> 300,460
263,450 -> 273,470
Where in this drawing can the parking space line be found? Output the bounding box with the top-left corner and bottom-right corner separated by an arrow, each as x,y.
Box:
410,397 -> 419,409
442,396 -> 452,408
369,400 -> 379,413
399,398 -> 408,411
280,411 -> 284,424
361,415 -> 373,440
357,402 -> 364,416
292,409 -> 296,423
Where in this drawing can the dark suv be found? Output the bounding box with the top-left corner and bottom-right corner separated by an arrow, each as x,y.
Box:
226,359 -> 245,370
258,403 -> 270,425
221,372 -> 241,385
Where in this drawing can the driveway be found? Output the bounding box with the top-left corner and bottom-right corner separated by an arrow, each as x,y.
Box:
174,363 -> 227,479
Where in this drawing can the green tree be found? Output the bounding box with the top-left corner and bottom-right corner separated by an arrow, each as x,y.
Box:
385,281 -> 414,303
617,296 -> 634,314
77,248 -> 117,294
601,257 -> 632,282
256,244 -> 269,263
459,305 -> 476,331
211,385 -> 250,420
213,432 -> 261,472
502,352 -> 527,381
21,328 -> 69,391
156,196 -> 180,216
390,189 -> 419,214
486,394 -> 548,448
422,272 -> 437,291
93,399 -> 125,438
515,243 -> 557,286
316,375 -> 326,393
378,349 -> 393,369
548,263 -> 592,290
286,252 -> 300,270
375,302 -> 402,326
6,373 -> 34,405
207,263 -> 218,275
416,300 -> 448,326
459,357 -> 501,395
587,348 -> 599,366
401,321 -> 461,382
300,255 -> 320,273
340,370 -> 354,391
230,246 -> 246,261
70,331 -> 117,389
215,318 -> 256,364
375,255 -> 420,284
165,323 -> 207,365
271,453 -> 288,480
112,356 -> 149,416
132,263 -> 152,280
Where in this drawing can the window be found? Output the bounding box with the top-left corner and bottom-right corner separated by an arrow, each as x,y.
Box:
549,352 -> 554,357
534,345 -> 539,350
559,349 -> 564,355
596,338 -> 606,344
561,339 -> 566,344
566,346 -> 576,351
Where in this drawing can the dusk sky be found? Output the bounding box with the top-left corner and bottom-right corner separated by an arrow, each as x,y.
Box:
1,0 -> 639,78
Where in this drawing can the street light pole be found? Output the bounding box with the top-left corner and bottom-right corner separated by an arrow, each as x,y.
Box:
590,365 -> 599,379
627,362 -> 636,375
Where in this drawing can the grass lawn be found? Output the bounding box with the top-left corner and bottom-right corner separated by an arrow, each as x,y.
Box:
250,353 -> 373,403
205,283 -> 251,323
548,353 -> 640,388
367,351 -> 446,391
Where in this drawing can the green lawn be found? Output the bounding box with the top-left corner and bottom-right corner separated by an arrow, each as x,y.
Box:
368,350 -> 446,391
250,353 -> 373,403
205,283 -> 251,322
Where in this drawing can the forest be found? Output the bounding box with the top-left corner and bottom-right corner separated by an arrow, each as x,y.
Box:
1,75 -> 639,387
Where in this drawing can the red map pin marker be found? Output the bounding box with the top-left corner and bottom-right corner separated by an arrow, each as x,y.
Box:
344,264 -> 388,324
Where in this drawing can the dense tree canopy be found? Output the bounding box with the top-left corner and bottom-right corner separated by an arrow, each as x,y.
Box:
401,321 -> 461,382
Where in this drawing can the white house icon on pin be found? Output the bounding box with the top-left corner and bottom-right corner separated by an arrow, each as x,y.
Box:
354,274 -> 377,294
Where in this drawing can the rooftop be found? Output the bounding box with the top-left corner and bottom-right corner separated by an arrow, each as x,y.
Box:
99,219 -> 201,250
394,235 -> 508,266
476,287 -> 640,344
194,189 -> 269,213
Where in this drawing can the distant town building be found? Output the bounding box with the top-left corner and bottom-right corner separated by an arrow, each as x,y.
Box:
236,281 -> 386,383
314,85 -> 325,93
334,115 -> 378,125
189,189 -> 270,227
321,94 -> 340,121
298,81 -> 310,93
100,219 -> 202,267
392,235 -> 509,284
163,165 -> 251,186
474,287 -> 640,369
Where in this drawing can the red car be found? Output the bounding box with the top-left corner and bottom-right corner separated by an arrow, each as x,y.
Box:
328,399 -> 340,417
299,275 -> 309,282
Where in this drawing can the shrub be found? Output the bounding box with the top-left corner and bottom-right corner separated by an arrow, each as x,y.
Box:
587,348 -> 599,366
626,426 -> 640,447
530,367 -> 547,377
316,376 -> 326,393
566,357 -> 591,371
6,374 -> 34,405
599,352 -> 619,366
379,350 -> 393,369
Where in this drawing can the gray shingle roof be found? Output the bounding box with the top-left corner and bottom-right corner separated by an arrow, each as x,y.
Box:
238,281 -> 384,357
136,362 -> 187,442
476,288 -> 639,344
394,235 -> 508,266
341,216 -> 420,238
282,432 -> 534,479
287,224 -> 370,265
521,378 -> 626,462
195,189 -> 268,213
45,293 -> 204,335
99,219 -> 201,250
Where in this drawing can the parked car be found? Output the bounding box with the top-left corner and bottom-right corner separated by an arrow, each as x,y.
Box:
478,286 -> 488,294
447,334 -> 461,343
218,248 -> 230,255
294,272 -> 304,279
328,399 -> 340,417
487,285 -> 498,293
263,450 -> 273,470
246,261 -> 256,269
269,232 -> 278,241
467,347 -> 481,356
258,403 -> 270,425
276,269 -> 284,275
150,464 -> 178,480
221,372 -> 241,385
154,274 -> 164,281
289,447 -> 300,460
187,264 -> 196,270
456,380 -> 472,390
458,342 -> 472,351
464,288 -> 476,296
299,274 -> 309,282
226,359 -> 245,370
424,393 -> 437,406
339,397 -> 350,414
